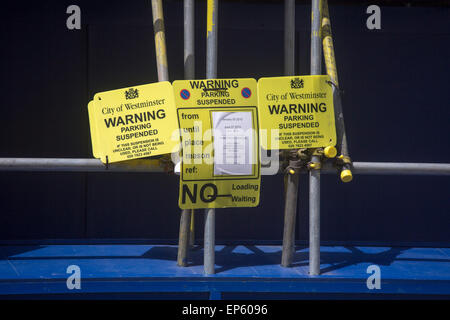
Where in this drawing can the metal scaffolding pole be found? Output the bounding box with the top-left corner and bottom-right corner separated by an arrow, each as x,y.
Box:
309,0 -> 322,276
1,159 -> 448,175
350,162 -> 450,176
0,158 -> 165,172
281,0 -> 298,268
321,0 -> 352,183
189,209 -> 195,246
284,0 -> 295,77
151,0 -> 169,82
185,0 -> 196,249
177,208 -> 191,266
151,0 -> 191,267
206,0 -> 218,79
184,0 -> 195,80
177,0 -> 196,268
204,0 -> 218,275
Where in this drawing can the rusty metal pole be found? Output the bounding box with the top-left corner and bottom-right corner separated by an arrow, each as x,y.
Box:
151,0 -> 169,82
321,0 -> 353,183
151,0 -> 190,268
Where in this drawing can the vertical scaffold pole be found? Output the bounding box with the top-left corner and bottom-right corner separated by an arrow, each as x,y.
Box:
152,0 -> 193,267
309,0 -> 322,276
321,0 -> 353,183
189,209 -> 195,246
284,0 -> 295,76
185,0 -> 196,248
151,0 -> 169,82
184,0 -> 195,80
204,0 -> 218,275
177,0 -> 196,267
281,0 -> 298,268
177,209 -> 191,266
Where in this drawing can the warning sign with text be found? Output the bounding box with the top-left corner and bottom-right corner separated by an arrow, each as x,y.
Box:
88,82 -> 179,163
173,78 -> 261,209
257,75 -> 336,150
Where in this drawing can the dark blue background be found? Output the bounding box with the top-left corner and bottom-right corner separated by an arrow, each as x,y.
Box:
0,1 -> 448,245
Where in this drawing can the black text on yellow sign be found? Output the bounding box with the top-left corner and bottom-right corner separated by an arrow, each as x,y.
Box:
87,82 -> 179,163
257,75 -> 336,150
173,78 -> 261,209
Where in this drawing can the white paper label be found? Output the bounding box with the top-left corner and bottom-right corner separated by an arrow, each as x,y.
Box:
212,111 -> 253,176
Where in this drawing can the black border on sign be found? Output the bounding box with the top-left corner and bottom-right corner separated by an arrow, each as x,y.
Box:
177,106 -> 260,182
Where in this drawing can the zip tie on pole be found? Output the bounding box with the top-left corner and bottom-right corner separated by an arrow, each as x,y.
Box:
337,154 -> 352,164
325,80 -> 345,97
307,161 -> 322,170
287,168 -> 296,175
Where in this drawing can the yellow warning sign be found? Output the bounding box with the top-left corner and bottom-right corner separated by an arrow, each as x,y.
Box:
87,100 -> 102,159
173,78 -> 261,209
88,82 -> 179,163
257,75 -> 336,150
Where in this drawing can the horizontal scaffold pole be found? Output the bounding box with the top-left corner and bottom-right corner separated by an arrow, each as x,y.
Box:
0,158 -> 167,172
0,158 -> 449,176
343,162 -> 450,176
